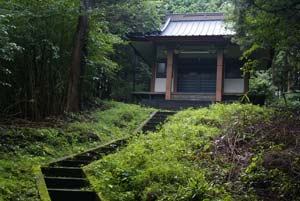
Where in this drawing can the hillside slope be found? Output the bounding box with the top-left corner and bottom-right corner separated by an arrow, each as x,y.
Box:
85,104 -> 300,201
0,101 -> 153,201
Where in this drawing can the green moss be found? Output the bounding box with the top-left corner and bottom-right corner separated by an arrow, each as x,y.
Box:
33,166 -> 51,201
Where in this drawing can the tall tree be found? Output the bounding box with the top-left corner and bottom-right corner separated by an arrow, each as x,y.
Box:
229,0 -> 300,92
66,0 -> 90,112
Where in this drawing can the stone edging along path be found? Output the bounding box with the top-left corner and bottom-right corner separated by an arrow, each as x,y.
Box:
36,111 -> 176,201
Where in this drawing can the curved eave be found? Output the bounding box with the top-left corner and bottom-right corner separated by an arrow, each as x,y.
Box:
161,17 -> 171,32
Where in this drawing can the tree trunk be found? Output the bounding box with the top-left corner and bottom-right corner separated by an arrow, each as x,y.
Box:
269,48 -> 275,85
66,1 -> 89,112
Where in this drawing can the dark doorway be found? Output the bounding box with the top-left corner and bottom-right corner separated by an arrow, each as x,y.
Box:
177,58 -> 216,93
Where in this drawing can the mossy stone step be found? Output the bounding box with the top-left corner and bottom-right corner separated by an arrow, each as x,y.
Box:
42,167 -> 84,178
154,112 -> 176,117
142,125 -> 158,130
41,139 -> 130,200
151,116 -> 168,119
52,160 -> 91,167
142,126 -> 159,132
141,111 -> 176,133
44,177 -> 89,189
157,111 -> 176,115
48,188 -> 100,201
93,141 -> 128,153
150,117 -> 168,122
72,154 -> 101,161
92,147 -> 117,154
145,121 -> 163,126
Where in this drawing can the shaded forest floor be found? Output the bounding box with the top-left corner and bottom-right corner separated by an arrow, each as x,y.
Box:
0,101 -> 153,201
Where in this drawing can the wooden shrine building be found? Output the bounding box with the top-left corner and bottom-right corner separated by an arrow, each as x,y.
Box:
130,13 -> 248,107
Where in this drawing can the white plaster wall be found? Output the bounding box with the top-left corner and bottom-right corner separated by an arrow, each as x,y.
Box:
155,78 -> 166,92
154,78 -> 174,92
224,79 -> 244,94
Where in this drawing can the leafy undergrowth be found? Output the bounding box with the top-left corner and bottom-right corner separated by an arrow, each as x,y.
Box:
85,103 -> 300,201
0,101 -> 153,201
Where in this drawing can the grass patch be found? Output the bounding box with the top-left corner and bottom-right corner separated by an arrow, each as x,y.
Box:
0,101 -> 153,201
85,103 -> 300,201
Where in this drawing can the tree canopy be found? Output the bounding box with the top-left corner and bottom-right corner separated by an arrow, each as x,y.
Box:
162,0 -> 230,13
230,0 -> 300,93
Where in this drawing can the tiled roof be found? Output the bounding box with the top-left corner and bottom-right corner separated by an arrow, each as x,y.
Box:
158,13 -> 234,37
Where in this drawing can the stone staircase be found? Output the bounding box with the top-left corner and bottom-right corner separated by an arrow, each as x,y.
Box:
40,111 -> 175,201
42,139 -> 127,201
142,111 -> 176,132
141,100 -> 211,110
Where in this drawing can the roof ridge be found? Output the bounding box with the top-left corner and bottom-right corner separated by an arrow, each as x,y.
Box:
156,12 -> 234,37
165,13 -> 225,23
166,12 -> 224,16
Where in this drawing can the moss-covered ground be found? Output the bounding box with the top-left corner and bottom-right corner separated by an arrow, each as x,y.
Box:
0,101 -> 153,201
84,103 -> 300,201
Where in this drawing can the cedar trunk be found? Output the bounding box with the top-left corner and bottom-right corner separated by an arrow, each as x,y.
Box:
66,9 -> 88,112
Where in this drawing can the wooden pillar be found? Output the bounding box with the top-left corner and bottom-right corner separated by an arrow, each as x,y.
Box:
216,50 -> 223,102
133,53 -> 137,91
150,64 -> 156,92
173,63 -> 178,93
165,50 -> 173,100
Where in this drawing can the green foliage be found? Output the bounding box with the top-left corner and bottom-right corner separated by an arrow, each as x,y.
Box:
84,19 -> 123,100
0,159 -> 41,201
249,70 -> 276,98
162,0 -> 231,13
229,0 -> 300,95
85,103 -> 300,200
0,101 -> 153,200
0,14 -> 21,87
96,0 -> 162,34
0,0 -> 79,119
0,0 -> 161,119
85,103 -> 272,200
269,93 -> 300,111
66,101 -> 153,141
87,0 -> 162,101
